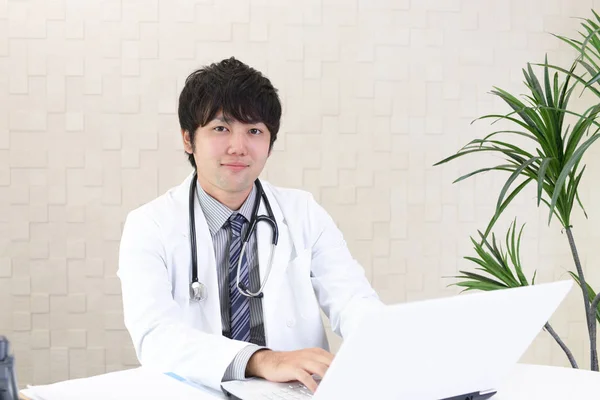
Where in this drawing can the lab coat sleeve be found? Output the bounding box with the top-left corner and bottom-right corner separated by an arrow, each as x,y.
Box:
117,208 -> 249,391
305,194 -> 385,339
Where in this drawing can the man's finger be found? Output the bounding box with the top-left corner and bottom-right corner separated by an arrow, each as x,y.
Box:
294,369 -> 318,393
306,348 -> 335,366
310,347 -> 334,359
301,360 -> 329,380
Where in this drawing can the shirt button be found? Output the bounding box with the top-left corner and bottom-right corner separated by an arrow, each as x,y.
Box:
286,318 -> 295,328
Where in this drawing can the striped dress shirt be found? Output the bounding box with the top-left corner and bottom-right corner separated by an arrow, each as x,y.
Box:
195,182 -> 267,381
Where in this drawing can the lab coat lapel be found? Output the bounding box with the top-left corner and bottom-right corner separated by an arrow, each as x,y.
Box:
174,172 -> 222,335
256,183 -> 293,340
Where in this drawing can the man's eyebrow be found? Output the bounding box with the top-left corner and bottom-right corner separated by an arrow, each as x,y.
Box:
211,115 -> 265,125
212,115 -> 231,123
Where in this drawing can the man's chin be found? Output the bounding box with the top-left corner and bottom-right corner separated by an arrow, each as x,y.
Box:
217,176 -> 255,193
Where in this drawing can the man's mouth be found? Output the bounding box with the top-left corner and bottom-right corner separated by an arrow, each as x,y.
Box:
221,163 -> 249,171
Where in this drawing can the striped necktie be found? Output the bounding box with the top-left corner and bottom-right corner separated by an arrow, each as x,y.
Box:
228,213 -> 251,342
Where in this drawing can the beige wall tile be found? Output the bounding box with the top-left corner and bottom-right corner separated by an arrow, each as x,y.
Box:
3,0 -> 600,388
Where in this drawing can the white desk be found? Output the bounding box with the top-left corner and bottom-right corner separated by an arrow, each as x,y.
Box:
19,363 -> 600,399
495,363 -> 600,399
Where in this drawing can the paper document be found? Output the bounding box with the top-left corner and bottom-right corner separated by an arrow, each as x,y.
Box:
20,367 -> 226,400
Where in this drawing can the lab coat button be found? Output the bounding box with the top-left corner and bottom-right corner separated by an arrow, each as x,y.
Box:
286,318 -> 295,327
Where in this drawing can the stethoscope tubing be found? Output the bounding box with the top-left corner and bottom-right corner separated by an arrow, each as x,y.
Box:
188,172 -> 278,300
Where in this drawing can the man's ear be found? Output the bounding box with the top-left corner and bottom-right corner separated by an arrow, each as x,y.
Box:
182,129 -> 193,154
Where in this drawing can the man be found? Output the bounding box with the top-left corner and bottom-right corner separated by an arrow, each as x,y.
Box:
117,57 -> 383,393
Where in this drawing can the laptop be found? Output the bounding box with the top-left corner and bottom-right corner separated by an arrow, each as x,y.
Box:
221,280 -> 573,400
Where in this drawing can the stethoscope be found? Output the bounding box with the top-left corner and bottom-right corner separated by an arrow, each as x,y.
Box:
189,172 -> 279,302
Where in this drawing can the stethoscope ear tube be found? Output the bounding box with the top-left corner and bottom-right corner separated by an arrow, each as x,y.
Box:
252,179 -> 279,246
189,173 -> 199,285
189,173 -> 208,301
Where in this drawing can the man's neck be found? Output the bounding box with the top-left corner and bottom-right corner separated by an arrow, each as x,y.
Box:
198,179 -> 252,211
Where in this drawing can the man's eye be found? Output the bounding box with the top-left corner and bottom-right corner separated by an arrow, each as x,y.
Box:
214,126 -> 228,132
249,128 -> 262,135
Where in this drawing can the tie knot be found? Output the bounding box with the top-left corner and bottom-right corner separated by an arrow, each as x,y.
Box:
229,213 -> 247,236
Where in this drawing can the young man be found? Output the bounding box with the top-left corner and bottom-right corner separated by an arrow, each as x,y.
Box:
117,57 -> 383,393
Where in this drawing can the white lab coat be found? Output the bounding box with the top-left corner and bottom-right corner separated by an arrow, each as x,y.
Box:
117,172 -> 383,391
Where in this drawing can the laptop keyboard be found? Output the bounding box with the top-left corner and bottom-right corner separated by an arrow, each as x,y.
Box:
261,382 -> 313,399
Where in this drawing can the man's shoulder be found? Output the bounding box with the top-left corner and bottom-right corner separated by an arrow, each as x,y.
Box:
259,181 -> 326,227
125,178 -> 187,225
261,181 -> 315,206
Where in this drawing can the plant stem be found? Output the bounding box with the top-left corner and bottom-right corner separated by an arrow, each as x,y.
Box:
564,227 -> 598,371
544,322 -> 579,368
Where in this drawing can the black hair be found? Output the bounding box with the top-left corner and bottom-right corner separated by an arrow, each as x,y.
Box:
178,57 -> 282,169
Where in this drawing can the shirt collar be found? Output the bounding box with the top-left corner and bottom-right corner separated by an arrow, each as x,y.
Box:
195,180 -> 257,236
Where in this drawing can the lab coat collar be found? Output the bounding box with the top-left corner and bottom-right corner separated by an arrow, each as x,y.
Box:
171,171 -> 286,233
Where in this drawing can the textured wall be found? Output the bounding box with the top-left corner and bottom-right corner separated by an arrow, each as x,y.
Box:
2,0 -> 600,387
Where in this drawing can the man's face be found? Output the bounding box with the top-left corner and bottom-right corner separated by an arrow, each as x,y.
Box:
182,112 -> 271,197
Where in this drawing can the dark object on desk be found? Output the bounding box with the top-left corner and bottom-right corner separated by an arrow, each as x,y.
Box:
440,389 -> 497,400
0,336 -> 18,400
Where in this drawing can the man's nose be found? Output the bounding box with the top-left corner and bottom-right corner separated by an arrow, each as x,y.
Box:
228,129 -> 248,154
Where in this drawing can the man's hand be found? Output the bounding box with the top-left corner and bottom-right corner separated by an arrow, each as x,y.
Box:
246,348 -> 334,393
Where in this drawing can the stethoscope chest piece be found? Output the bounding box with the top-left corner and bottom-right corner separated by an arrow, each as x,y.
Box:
190,281 -> 207,301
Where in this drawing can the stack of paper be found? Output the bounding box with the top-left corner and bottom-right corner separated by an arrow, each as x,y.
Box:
20,367 -> 226,400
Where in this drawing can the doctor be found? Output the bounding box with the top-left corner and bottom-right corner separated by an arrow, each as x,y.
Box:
117,57 -> 383,393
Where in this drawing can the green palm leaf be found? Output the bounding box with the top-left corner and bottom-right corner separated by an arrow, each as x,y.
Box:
548,133 -> 600,224
436,58 -> 598,231
451,221 -> 533,292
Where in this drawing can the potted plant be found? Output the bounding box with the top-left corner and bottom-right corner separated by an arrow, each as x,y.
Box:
435,10 -> 600,371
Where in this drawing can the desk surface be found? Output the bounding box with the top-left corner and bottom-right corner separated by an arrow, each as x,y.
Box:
19,363 -> 600,399
496,363 -> 600,399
